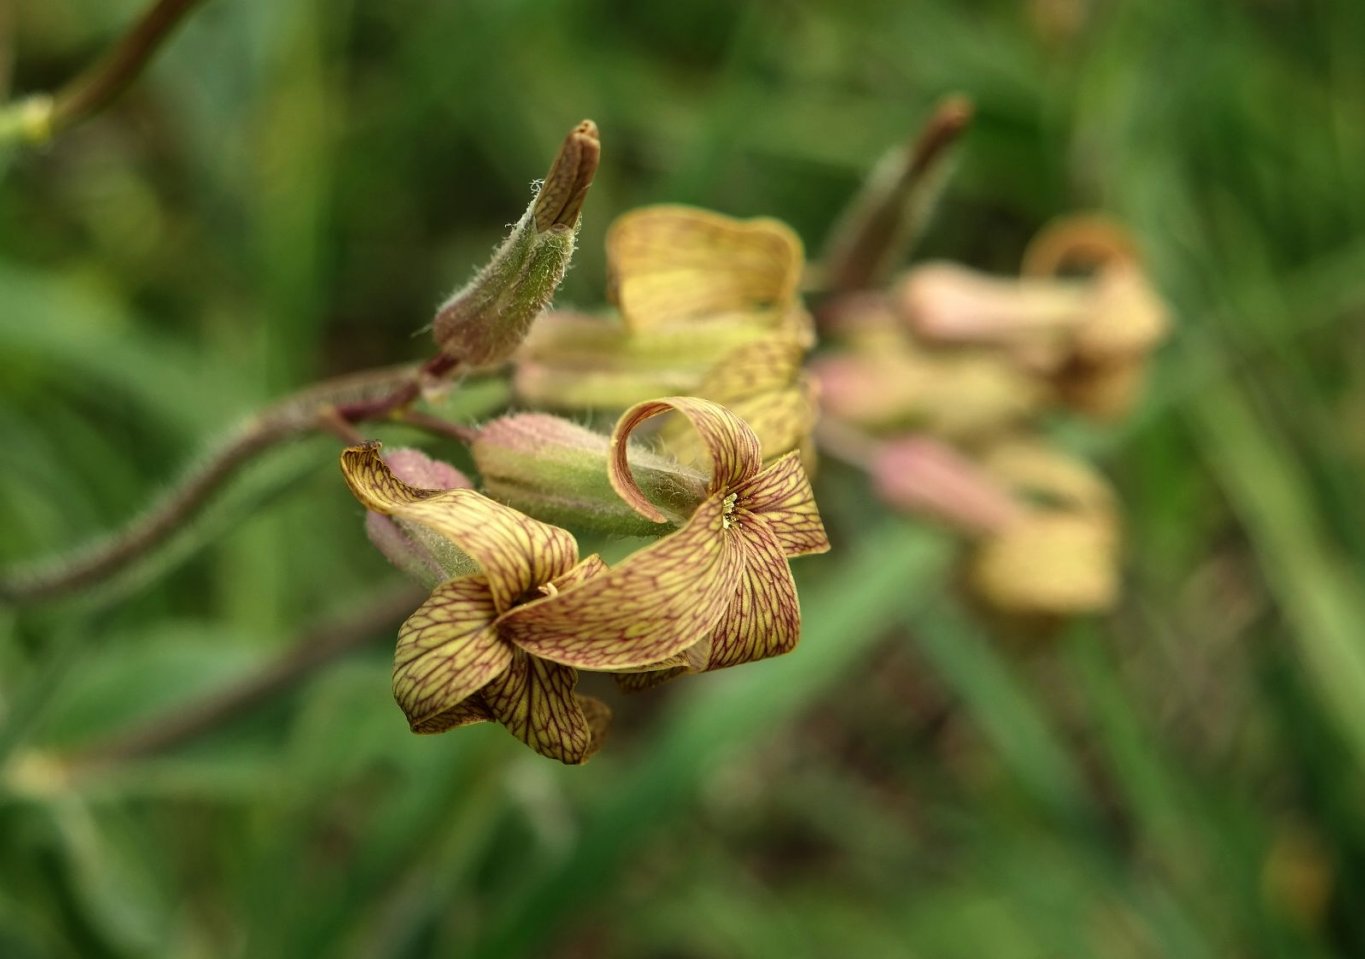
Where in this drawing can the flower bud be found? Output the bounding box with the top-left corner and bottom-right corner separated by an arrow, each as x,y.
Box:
472,413 -> 708,537
897,261 -> 1092,352
871,437 -> 1022,535
431,120 -> 599,367
820,94 -> 974,293
812,344 -> 1045,439
967,512 -> 1120,616
364,448 -> 474,586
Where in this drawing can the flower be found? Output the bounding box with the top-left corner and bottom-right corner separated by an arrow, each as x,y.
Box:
496,396 -> 830,682
340,443 -> 610,764
512,206 -> 818,459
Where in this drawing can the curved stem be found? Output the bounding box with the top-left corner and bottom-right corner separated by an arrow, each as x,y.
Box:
0,0 -> 211,146
50,0 -> 210,136
0,358 -> 461,606
66,582 -> 424,773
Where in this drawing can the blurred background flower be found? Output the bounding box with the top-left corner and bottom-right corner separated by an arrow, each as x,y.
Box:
2,1 -> 1365,957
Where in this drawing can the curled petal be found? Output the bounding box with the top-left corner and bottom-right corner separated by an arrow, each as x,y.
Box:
548,553 -> 607,591
615,665 -> 688,693
482,650 -> 597,764
701,512 -> 801,670
661,339 -> 818,466
498,495 -> 744,670
732,451 -> 831,557
393,576 -> 510,732
341,444 -> 579,613
610,397 -> 762,522
575,695 -> 613,760
606,206 -> 804,331
613,645 -> 706,693
411,697 -> 495,735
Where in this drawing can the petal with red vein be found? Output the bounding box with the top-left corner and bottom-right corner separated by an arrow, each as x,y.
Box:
610,397 -> 762,522
341,444 -> 579,612
733,450 -> 831,557
606,206 -> 804,331
498,495 -> 743,669
701,511 -> 802,670
392,576 -> 509,731
411,696 -> 495,734
482,650 -> 595,764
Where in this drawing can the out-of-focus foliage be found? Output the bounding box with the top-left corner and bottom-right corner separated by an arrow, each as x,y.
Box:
3,0 -> 1365,956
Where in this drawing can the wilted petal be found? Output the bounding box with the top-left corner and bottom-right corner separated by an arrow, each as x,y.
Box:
392,576 -> 510,732
498,495 -> 744,670
702,512 -> 801,670
341,444 -> 578,613
482,650 -> 597,764
607,205 -> 803,332
732,451 -> 830,557
609,397 -> 762,523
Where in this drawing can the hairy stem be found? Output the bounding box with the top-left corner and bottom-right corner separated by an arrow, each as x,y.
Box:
0,358 -> 459,606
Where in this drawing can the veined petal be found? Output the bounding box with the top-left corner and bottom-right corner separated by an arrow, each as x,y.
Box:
341,444 -> 579,612
498,495 -> 744,670
732,450 -> 831,557
659,338 -> 817,466
610,397 -> 762,522
410,696 -> 495,735
575,695 -> 613,760
698,337 -> 807,399
548,553 -> 607,591
612,644 -> 706,692
665,382 -> 818,469
701,511 -> 801,670
614,665 -> 688,693
606,206 -> 804,332
393,576 -> 510,732
482,650 -> 597,764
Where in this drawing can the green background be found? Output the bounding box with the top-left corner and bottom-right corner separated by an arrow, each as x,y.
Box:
3,0 -> 1365,956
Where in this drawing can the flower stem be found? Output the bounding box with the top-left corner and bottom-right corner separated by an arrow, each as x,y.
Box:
65,583 -> 424,774
0,0 -> 210,147
0,358 -> 463,606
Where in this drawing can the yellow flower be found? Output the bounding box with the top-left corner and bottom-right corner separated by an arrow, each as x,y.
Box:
496,397 -> 830,681
340,444 -> 609,764
513,206 -> 817,460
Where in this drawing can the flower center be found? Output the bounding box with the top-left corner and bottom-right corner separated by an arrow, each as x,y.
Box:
721,492 -> 738,530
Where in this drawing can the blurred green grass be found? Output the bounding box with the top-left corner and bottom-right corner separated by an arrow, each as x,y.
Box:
3,1 -> 1365,956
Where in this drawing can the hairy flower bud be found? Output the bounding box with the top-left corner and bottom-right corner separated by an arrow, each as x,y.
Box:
472,413 -> 709,537
431,120 -> 600,366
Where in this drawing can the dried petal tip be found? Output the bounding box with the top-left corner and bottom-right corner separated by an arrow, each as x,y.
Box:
431,120 -> 600,367
533,120 -> 600,232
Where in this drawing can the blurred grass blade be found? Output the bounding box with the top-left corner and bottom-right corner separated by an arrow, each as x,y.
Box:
1190,380 -> 1365,770
477,523 -> 950,958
